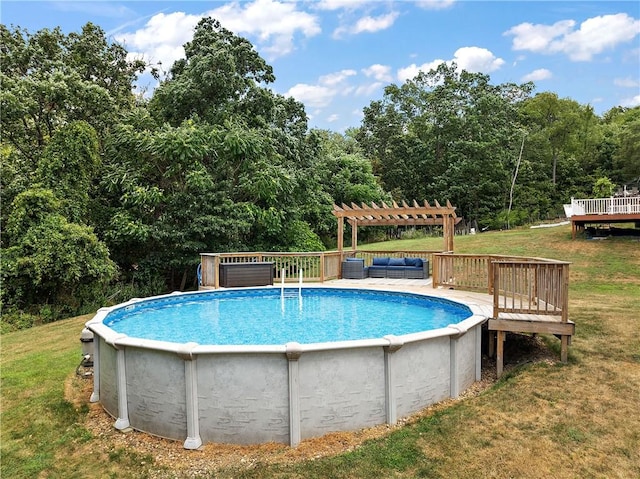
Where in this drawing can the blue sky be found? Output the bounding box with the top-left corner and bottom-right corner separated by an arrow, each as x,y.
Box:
2,1 -> 639,132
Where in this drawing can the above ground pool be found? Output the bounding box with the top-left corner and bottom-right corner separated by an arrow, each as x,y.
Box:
104,288 -> 472,345
86,286 -> 487,448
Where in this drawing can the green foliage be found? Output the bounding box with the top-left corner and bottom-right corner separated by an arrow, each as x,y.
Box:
357,63 -> 532,224
0,23 -> 145,163
282,220 -> 326,252
592,177 -> 615,198
1,214 -> 117,320
150,17 -> 276,126
4,188 -> 61,241
609,106 -> 640,183
36,121 -> 100,222
98,112 -> 331,290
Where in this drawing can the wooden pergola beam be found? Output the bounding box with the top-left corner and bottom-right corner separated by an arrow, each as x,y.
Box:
332,199 -> 459,252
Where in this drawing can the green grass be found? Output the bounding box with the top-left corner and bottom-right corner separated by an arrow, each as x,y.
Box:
2,225 -> 639,478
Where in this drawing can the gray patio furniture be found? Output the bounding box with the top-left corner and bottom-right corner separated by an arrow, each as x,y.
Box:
341,258 -> 368,279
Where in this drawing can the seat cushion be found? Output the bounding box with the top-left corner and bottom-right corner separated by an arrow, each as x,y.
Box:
372,257 -> 390,266
404,257 -> 423,267
388,257 -> 406,266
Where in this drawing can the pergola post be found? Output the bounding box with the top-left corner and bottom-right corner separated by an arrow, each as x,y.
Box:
446,216 -> 455,252
337,217 -> 344,253
351,219 -> 358,251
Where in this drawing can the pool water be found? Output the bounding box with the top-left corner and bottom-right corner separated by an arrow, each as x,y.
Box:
105,288 -> 472,345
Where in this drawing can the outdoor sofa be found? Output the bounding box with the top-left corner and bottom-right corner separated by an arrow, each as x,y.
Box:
341,257 -> 429,279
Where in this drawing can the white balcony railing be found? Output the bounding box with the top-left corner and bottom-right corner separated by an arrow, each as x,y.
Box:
570,197 -> 640,216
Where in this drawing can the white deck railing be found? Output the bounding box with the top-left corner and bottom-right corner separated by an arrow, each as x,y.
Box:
570,196 -> 640,216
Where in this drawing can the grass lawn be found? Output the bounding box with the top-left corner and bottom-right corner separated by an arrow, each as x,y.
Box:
2,225 -> 639,478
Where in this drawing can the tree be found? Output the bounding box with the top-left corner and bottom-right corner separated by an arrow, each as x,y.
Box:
1,121 -> 115,326
592,177 -> 615,198
608,106 -> 640,184
149,17 -> 276,127
0,23 -> 145,164
35,120 -> 100,223
357,63 -> 532,227
2,187 -> 117,323
98,112 -> 329,290
519,92 -> 601,191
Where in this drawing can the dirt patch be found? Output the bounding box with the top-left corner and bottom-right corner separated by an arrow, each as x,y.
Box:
66,333 -> 554,478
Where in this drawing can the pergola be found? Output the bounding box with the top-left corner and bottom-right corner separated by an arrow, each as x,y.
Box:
332,200 -> 459,252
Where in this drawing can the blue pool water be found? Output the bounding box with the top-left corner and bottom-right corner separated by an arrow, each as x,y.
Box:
104,288 -> 472,346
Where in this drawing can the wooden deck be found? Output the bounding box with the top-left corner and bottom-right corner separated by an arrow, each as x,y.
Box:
568,197 -> 640,239
200,251 -> 573,377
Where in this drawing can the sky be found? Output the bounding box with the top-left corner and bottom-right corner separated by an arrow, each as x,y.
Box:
2,0 -> 639,132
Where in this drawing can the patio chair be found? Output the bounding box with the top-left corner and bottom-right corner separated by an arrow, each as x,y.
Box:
341,258 -> 368,279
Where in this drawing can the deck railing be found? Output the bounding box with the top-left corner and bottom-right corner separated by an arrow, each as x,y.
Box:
200,251 -> 344,288
202,251 -> 569,323
571,196 -> 640,215
492,260 -> 569,322
433,253 -> 570,321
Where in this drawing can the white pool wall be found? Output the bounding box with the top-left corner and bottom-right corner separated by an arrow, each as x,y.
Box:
86,289 -> 487,448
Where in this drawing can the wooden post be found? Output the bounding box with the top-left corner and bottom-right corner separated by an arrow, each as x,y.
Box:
351,219 -> 358,251
560,335 -> 569,363
213,255 -> 220,289
443,215 -> 450,252
337,217 -> 344,252
450,216 -> 455,251
443,215 -> 454,252
496,330 -> 505,377
488,331 -> 495,358
561,264 -> 570,323
432,254 -> 439,288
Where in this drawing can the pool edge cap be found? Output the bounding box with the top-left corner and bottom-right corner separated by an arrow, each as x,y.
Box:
177,342 -> 200,361
384,335 -> 404,353
285,342 -> 303,361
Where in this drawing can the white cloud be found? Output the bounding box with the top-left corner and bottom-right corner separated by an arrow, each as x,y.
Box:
397,59 -> 445,82
414,0 -> 456,10
355,82 -> 383,96
115,0 -> 320,72
396,47 -> 503,82
286,83 -> 336,108
334,11 -> 399,37
521,68 -> 553,82
207,0 -> 321,58
614,77 -> 640,88
326,113 -> 340,123
505,13 -> 640,61
352,12 -> 399,34
285,68 -> 359,108
621,94 -> 640,108
116,12 -> 199,69
319,69 -> 357,86
315,0 -> 370,11
362,64 -> 393,82
453,46 -> 505,72
505,20 -> 575,53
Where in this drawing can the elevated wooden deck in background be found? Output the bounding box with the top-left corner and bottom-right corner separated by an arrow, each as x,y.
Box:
568,197 -> 640,239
